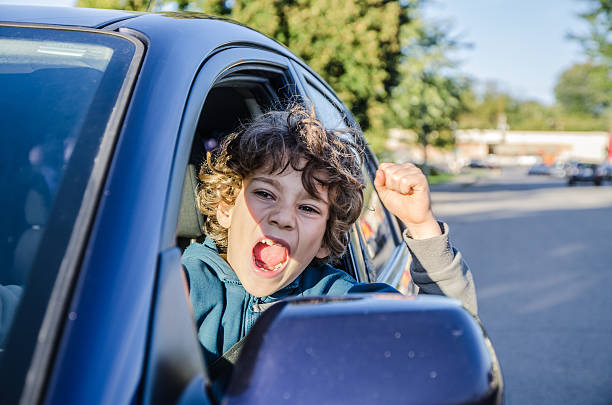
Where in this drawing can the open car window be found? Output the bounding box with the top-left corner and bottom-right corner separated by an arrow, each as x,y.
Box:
176,66 -> 294,251
298,68 -> 349,130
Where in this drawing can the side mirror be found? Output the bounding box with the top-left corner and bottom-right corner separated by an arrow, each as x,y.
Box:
224,294 -> 502,405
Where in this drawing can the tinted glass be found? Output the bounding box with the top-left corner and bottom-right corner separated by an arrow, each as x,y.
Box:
303,79 -> 347,130
0,26 -> 137,354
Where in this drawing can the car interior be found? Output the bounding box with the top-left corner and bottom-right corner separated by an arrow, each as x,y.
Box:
176,71 -> 281,247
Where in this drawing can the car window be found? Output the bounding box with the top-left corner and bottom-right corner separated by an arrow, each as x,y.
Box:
0,25 -> 140,366
194,68 -> 291,155
301,74 -> 348,130
177,64 -> 296,250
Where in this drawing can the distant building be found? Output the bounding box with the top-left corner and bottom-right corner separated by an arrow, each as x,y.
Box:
455,130 -> 610,164
387,128 -> 611,169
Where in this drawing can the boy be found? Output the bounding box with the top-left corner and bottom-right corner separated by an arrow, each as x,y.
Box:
182,105 -> 476,369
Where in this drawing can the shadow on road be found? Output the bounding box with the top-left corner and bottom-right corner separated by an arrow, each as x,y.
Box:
431,178 -> 612,193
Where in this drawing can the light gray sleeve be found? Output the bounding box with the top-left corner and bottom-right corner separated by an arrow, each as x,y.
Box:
403,222 -> 478,315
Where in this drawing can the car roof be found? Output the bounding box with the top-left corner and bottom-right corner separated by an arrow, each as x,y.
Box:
1,5 -> 296,59
0,5 -> 139,28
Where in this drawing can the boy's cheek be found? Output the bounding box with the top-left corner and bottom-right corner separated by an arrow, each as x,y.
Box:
315,245 -> 330,259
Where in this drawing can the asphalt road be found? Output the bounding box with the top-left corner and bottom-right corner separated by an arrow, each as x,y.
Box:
430,167 -> 612,405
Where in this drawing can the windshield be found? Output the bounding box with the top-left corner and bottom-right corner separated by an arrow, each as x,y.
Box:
0,25 -> 138,359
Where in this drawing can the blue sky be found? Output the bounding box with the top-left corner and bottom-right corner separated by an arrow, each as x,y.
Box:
423,0 -> 589,104
3,0 -> 589,104
0,0 -> 75,5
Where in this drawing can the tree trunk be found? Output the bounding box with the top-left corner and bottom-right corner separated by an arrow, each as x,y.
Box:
419,132 -> 430,177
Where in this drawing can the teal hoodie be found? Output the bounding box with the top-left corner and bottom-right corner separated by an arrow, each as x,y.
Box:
182,237 -> 397,365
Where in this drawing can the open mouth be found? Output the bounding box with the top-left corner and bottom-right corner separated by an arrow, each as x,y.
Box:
252,238 -> 289,272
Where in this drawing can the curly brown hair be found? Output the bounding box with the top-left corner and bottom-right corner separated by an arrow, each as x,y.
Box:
197,104 -> 366,265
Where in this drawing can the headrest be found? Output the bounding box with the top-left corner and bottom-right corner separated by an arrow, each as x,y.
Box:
177,164 -> 205,240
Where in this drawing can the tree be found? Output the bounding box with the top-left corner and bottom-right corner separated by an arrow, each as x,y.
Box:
506,101 -> 558,131
457,80 -> 609,131
388,7 -> 468,166
77,0 -> 197,11
551,0 -> 612,129
77,0 -> 149,10
572,0 -> 611,64
555,62 -> 611,116
462,82 -> 515,129
390,70 -> 466,165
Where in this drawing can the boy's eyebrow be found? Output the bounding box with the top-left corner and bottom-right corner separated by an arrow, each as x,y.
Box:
251,176 -> 328,203
250,176 -> 281,190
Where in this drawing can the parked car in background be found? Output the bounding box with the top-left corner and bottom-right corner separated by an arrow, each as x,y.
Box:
527,163 -> 552,176
566,162 -> 605,186
599,162 -> 612,181
528,162 -> 569,178
549,162 -> 570,178
468,159 -> 498,170
0,5 -> 502,405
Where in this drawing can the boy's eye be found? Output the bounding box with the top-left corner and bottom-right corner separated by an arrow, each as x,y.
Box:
299,205 -> 320,215
254,190 -> 274,200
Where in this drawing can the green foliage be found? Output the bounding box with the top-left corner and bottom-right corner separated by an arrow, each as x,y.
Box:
77,0 -> 198,11
457,82 -> 512,129
548,0 -> 612,130
390,70 -> 465,146
506,101 -> 559,130
572,0 -> 611,64
77,0 -> 149,11
389,11 -> 468,161
555,63 -> 611,116
457,81 -> 610,132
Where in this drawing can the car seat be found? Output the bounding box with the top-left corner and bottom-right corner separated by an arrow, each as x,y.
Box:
177,163 -> 206,252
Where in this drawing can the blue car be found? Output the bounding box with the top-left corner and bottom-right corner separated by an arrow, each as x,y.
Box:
566,162 -> 605,186
0,6 -> 502,404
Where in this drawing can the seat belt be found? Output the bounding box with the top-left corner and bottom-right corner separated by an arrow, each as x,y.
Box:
208,334 -> 248,382
209,302 -> 277,382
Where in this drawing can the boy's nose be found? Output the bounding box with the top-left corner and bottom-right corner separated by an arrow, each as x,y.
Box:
268,206 -> 296,230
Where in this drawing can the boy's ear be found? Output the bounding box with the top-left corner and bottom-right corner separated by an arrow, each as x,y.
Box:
315,244 -> 330,259
216,202 -> 234,229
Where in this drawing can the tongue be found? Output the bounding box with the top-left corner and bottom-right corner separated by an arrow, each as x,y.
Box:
253,242 -> 287,269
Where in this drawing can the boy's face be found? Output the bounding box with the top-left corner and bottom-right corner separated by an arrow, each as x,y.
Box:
217,163 -> 330,297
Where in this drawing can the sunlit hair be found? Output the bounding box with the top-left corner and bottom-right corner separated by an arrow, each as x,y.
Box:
197,103 -> 366,265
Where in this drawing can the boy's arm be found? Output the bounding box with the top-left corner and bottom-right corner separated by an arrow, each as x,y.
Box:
374,163 -> 477,315
403,223 -> 477,315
